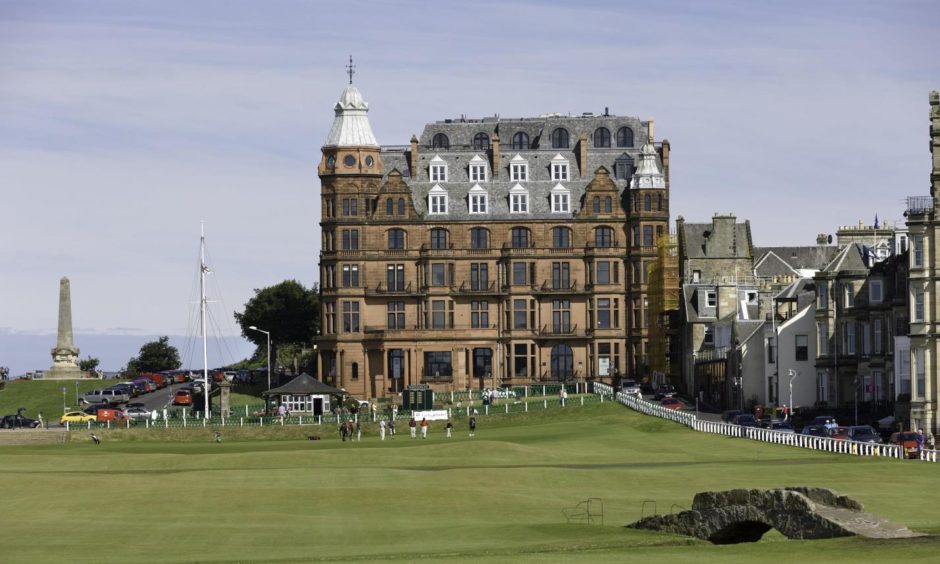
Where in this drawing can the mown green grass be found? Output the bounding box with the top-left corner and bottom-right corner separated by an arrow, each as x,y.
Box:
1,403 -> 938,563
0,379 -> 104,419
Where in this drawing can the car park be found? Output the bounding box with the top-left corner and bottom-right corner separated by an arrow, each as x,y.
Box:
659,397 -> 683,410
653,385 -> 676,400
173,389 -> 194,406
890,432 -> 921,459
831,426 -> 849,440
133,379 -> 155,393
760,419 -> 795,432
846,425 -> 881,443
109,383 -> 138,398
82,402 -> 110,415
60,411 -> 97,425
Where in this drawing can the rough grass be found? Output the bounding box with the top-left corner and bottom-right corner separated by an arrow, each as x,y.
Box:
1,403 -> 938,563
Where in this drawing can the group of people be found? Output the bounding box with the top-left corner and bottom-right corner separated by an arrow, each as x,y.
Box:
917,429 -> 936,451
344,416 -> 477,441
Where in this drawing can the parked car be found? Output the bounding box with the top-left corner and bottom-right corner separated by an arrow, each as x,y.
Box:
95,408 -> 128,422
732,414 -> 759,427
653,385 -> 677,400
82,401 -> 111,415
846,425 -> 881,443
890,432 -> 921,459
173,389 -> 194,406
721,410 -> 743,423
761,419 -> 795,433
621,379 -> 641,396
801,425 -> 831,437
80,389 -> 129,405
60,411 -> 97,425
109,383 -> 138,398
1,411 -> 42,429
132,379 -> 155,393
125,401 -> 147,410
189,380 -> 206,394
124,406 -> 152,419
660,397 -> 683,410
831,426 -> 850,440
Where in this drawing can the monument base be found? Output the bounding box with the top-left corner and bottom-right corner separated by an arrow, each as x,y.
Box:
44,365 -> 84,380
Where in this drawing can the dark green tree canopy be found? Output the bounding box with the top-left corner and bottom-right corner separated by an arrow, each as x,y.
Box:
79,356 -> 100,372
235,280 -> 319,354
125,336 -> 181,376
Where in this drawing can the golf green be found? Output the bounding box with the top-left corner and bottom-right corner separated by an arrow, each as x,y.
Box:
1,403 -> 937,563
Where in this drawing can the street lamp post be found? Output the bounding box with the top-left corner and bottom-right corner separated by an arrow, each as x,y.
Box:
788,369 -> 799,420
62,387 -> 67,414
248,326 -> 272,392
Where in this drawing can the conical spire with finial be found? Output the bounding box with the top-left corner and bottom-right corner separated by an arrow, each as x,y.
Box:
323,56 -> 378,148
631,121 -> 665,189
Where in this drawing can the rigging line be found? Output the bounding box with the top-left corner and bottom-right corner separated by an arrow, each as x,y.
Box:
206,307 -> 237,367
181,254 -> 203,371
202,242 -> 241,340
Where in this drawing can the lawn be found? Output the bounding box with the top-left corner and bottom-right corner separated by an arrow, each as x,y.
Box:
1,403 -> 938,563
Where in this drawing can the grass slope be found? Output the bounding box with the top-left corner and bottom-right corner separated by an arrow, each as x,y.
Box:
0,379 -> 105,419
1,403 -> 938,563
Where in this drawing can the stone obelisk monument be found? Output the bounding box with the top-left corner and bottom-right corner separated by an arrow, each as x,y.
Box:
46,276 -> 82,379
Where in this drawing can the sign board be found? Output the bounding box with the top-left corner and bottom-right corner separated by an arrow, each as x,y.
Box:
598,358 -> 610,376
407,384 -> 430,391
412,410 -> 449,421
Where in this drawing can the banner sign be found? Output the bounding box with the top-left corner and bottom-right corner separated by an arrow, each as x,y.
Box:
412,409 -> 449,421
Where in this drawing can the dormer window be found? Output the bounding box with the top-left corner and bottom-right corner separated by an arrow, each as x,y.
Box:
551,154 -> 569,181
551,184 -> 570,213
510,184 -> 529,213
510,154 -> 528,182
428,185 -> 448,215
429,155 -> 447,183
469,155 -> 487,182
469,184 -> 488,214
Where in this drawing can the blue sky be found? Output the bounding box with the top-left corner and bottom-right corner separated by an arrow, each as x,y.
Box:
1,0 -> 938,374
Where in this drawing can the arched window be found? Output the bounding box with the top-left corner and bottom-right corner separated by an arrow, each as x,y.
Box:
634,194 -> 640,212
511,227 -> 530,249
512,131 -> 529,150
551,344 -> 573,381
594,226 -> 614,248
398,198 -> 405,215
593,196 -> 601,213
552,226 -> 571,249
386,198 -> 393,215
604,196 -> 612,213
351,362 -> 359,380
593,127 -> 611,148
657,194 -> 663,211
616,127 -> 634,148
388,229 -> 406,250
470,228 -> 489,249
431,133 -> 449,149
430,228 -> 448,249
473,132 -> 490,150
551,128 -> 569,149
644,194 -> 652,211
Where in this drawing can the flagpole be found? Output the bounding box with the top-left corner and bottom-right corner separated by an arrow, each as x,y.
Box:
201,223 -> 209,419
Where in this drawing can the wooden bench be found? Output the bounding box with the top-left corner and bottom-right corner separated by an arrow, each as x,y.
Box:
563,497 -> 603,525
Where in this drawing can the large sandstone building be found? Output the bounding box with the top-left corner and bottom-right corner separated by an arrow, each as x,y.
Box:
315,82 -> 670,399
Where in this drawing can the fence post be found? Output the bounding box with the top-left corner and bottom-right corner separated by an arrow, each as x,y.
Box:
542,385 -> 546,396
544,399 -> 547,409
318,415 -> 322,425
485,405 -> 489,416
451,391 -> 454,402
581,396 -> 584,406
107,420 -> 110,429
525,386 -> 529,398
525,402 -> 528,413
505,403 -> 508,414
240,417 -> 244,427
165,418 -> 168,428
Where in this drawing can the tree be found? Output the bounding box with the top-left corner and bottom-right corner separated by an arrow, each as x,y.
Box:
125,336 -> 181,376
234,280 -> 319,377
79,356 -> 100,373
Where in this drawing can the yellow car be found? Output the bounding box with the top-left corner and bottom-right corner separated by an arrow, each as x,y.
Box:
60,411 -> 97,425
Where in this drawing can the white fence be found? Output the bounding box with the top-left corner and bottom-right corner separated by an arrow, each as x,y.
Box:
614,392 -> 934,463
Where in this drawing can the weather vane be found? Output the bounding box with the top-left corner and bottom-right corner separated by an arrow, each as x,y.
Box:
346,55 -> 356,85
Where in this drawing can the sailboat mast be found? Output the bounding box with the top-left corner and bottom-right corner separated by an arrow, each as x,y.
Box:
200,223 -> 209,419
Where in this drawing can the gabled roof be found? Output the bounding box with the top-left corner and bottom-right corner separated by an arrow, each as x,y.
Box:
821,243 -> 870,273
262,373 -> 347,397
753,246 -> 840,273
754,251 -> 800,278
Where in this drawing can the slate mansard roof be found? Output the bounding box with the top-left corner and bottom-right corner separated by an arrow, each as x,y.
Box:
379,114 -> 660,221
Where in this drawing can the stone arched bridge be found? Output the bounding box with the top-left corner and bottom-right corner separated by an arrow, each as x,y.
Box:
629,487 -> 926,544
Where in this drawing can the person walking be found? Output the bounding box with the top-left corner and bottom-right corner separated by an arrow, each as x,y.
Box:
379,419 -> 386,441
420,418 -> 429,439
469,415 -> 476,438
445,420 -> 453,438
340,422 -> 348,442
388,417 -> 396,438
409,417 -> 417,439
